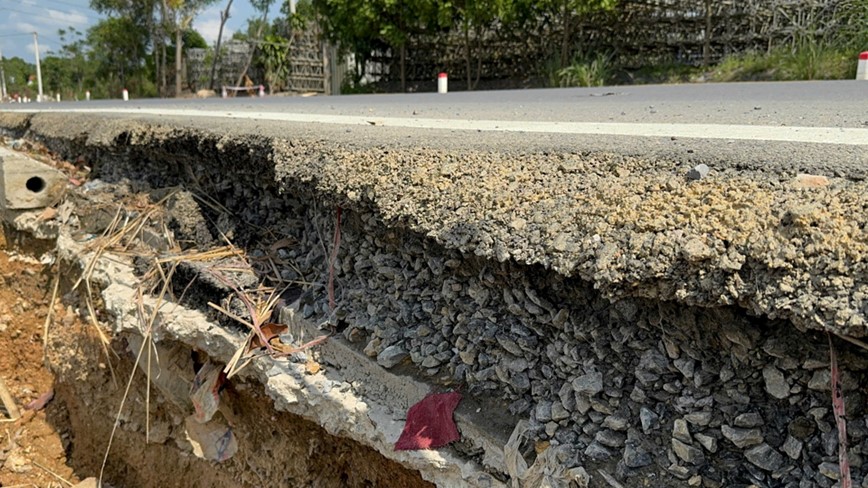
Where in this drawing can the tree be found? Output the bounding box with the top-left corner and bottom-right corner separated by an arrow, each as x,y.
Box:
208,0 -> 234,90
165,0 -> 219,96
234,0 -> 276,89
87,16 -> 149,94
542,0 -> 617,68
259,34 -> 291,93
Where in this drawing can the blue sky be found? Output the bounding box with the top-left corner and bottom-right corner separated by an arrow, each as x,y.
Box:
0,0 -> 267,62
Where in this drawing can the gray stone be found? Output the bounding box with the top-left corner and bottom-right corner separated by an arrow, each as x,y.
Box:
640,407 -> 659,433
744,443 -> 784,472
623,442 -> 653,468
673,418 -> 692,443
551,401 -> 569,422
687,164 -> 710,180
376,344 -> 409,369
535,401 -> 553,423
782,435 -> 802,460
572,371 -> 603,396
558,382 -> 575,412
667,464 -> 691,480
584,441 -> 613,461
684,411 -> 712,427
818,462 -> 840,480
694,433 -> 718,453
763,365 -> 790,399
545,421 -> 558,438
602,415 -> 629,432
672,438 -> 704,465
808,370 -> 831,391
734,412 -> 764,428
722,425 -> 764,448
595,429 -> 626,448
674,358 -> 695,379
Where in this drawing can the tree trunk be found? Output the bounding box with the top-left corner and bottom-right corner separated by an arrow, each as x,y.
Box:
209,0 -> 234,90
560,0 -> 572,68
160,0 -> 169,96
400,44 -> 406,92
703,0 -> 712,67
175,26 -> 183,96
464,18 -> 471,90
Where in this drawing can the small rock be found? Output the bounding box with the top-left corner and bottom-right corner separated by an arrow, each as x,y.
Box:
734,412 -> 764,428
595,429 -> 626,448
602,415 -> 629,432
722,425 -> 763,448
672,438 -> 704,465
808,370 -> 832,391
694,433 -> 718,453
535,401 -> 553,423
640,407 -> 659,433
673,418 -> 692,443
623,442 -> 652,468
818,462 -> 840,480
551,401 -> 569,422
782,435 -> 802,460
763,365 -> 790,399
789,417 -> 816,439
744,443 -> 784,472
688,475 -> 702,486
572,371 -> 603,396
584,441 -> 613,461
687,164 -> 710,180
668,464 -> 691,480
684,411 -> 712,427
376,344 -> 408,369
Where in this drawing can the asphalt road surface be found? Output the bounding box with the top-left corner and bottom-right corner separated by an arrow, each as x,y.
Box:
3,81 -> 867,171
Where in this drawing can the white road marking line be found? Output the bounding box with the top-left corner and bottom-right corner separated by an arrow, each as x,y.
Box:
6,107 -> 868,145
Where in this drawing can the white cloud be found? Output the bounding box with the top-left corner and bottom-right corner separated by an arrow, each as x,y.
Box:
15,22 -> 39,34
47,9 -> 89,27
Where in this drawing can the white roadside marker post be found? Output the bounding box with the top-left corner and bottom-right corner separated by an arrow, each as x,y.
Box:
122,88 -> 129,101
438,72 -> 448,94
85,91 -> 90,101
857,52 -> 868,81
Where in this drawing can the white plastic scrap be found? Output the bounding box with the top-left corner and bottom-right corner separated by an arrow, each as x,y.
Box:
504,420 -> 590,488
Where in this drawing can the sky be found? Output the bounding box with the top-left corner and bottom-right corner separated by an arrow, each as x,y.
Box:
0,0 -> 265,62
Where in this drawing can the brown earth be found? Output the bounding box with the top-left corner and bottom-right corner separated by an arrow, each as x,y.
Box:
0,227 -> 81,488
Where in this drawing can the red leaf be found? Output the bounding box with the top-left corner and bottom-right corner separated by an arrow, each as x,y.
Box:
395,392 -> 462,451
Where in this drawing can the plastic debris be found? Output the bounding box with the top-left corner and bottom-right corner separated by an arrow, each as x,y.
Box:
395,391 -> 462,450
185,414 -> 237,462
504,420 -> 590,488
190,361 -> 224,424
686,164 -> 709,181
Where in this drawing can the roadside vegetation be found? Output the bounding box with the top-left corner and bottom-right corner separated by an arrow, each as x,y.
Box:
2,0 -> 867,99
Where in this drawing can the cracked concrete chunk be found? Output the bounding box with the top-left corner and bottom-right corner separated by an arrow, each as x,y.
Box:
0,147 -> 66,209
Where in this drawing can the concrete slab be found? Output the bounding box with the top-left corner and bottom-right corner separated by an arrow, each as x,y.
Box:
0,147 -> 65,209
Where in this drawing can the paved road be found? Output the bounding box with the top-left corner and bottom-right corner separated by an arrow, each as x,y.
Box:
3,81 -> 867,171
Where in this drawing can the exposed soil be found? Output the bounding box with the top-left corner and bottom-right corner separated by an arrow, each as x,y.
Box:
0,227 -> 81,487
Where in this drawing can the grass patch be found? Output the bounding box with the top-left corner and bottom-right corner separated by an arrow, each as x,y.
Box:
710,42 -> 856,82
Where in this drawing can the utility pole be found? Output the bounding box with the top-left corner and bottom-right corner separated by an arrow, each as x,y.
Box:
33,32 -> 44,102
0,48 -> 7,101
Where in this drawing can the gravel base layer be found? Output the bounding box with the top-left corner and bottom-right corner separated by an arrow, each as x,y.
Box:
3,115 -> 868,487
